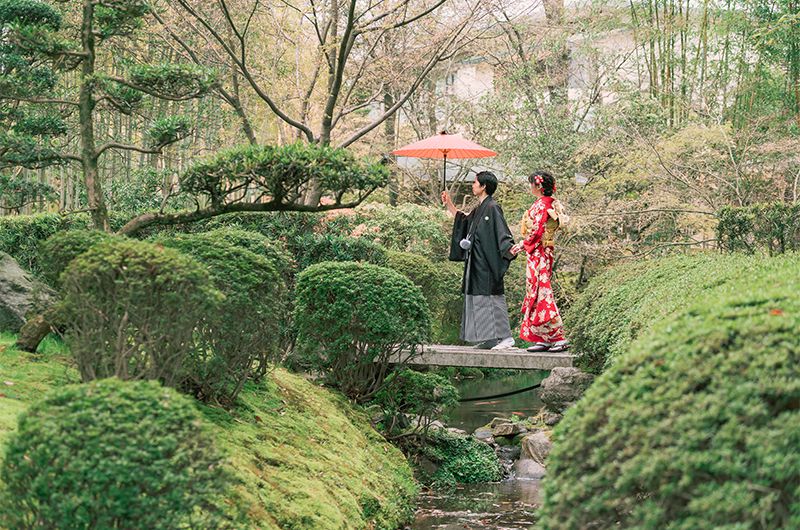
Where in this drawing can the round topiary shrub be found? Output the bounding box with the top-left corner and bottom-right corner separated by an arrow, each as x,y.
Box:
293,261 -> 431,401
0,379 -> 236,529
539,254 -> 800,529
156,232 -> 286,403
38,229 -> 116,287
338,203 -> 451,259
61,239 -> 220,387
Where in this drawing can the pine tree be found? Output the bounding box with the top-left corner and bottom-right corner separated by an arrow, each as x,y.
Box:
0,0 -> 215,230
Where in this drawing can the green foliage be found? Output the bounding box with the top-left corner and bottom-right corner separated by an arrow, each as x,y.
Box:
373,369 -> 459,435
0,378 -> 237,529
421,431 -> 502,487
385,250 -> 462,343
61,239 -> 220,387
156,231 -> 286,403
38,229 -> 116,288
0,0 -> 61,29
293,233 -> 388,270
129,63 -> 217,99
180,143 -> 389,209
147,114 -> 193,147
202,227 -> 294,279
198,211 -> 320,244
0,171 -> 56,212
100,80 -> 144,114
94,0 -> 149,38
539,253 -> 800,529
717,202 -> 800,254
0,213 -> 95,274
566,253 -> 763,373
105,167 -> 188,216
293,261 -> 431,401
325,204 -> 451,259
0,334 -> 417,530
9,111 -> 66,137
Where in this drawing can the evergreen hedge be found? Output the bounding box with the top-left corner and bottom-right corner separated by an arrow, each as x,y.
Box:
0,379 -> 237,529
566,253 -> 763,373
0,213 -> 127,275
292,233 -> 388,271
539,252 -> 800,529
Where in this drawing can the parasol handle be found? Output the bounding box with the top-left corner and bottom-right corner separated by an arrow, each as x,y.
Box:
442,152 -> 447,192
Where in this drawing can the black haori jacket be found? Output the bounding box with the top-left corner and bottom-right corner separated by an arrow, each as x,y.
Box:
449,196 -> 516,295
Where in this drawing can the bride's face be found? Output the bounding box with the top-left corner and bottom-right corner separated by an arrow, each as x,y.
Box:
530,182 -> 543,197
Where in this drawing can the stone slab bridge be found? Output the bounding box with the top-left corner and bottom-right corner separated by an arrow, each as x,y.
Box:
391,344 -> 574,370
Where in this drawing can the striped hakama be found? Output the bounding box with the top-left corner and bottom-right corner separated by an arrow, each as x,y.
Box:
461,294 -> 513,343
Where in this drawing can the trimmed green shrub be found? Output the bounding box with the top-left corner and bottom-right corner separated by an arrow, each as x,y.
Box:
373,369 -> 459,435
38,229 -> 116,287
293,261 -> 431,401
61,239 -> 220,387
385,250 -> 463,343
156,232 -> 285,403
421,431 -> 503,487
717,202 -> 800,254
0,378 -> 237,529
292,233 -> 388,271
539,253 -> 800,530
566,252 -> 763,373
201,227 -> 293,277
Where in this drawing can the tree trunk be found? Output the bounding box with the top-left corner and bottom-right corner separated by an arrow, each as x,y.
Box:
15,310 -> 56,353
384,90 -> 398,206
79,0 -> 109,231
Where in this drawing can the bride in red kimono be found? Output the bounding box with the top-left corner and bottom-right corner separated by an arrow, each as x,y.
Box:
511,170 -> 569,353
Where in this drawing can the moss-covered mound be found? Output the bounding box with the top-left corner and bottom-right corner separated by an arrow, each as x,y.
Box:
539,253 -> 800,529
566,252 -> 766,373
202,369 -> 417,529
0,335 -> 417,529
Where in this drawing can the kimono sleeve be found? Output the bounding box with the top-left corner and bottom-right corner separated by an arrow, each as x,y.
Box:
448,210 -> 471,262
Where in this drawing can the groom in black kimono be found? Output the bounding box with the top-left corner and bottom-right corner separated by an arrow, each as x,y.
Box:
442,171 -> 517,349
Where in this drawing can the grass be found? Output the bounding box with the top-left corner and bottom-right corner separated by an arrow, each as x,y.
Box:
0,334 -> 417,529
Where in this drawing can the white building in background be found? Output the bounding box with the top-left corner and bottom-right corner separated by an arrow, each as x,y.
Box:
392,24 -> 639,186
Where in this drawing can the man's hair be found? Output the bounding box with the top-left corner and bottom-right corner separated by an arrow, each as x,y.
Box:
476,171 -> 498,195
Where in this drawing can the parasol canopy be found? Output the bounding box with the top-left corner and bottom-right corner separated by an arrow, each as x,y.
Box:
391,131 -> 497,190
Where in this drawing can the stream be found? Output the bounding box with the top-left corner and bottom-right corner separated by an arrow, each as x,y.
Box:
409,371 -> 549,530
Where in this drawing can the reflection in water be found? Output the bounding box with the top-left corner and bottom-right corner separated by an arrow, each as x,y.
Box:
448,371 -> 548,433
410,480 -> 541,529
410,372 -> 549,529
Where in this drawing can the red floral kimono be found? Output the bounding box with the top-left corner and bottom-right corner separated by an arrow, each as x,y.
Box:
519,196 -> 566,343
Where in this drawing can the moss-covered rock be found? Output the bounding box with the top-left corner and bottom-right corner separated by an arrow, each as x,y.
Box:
539,253 -> 800,530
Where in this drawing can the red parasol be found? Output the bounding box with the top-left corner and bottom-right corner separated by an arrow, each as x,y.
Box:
391,131 -> 497,190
